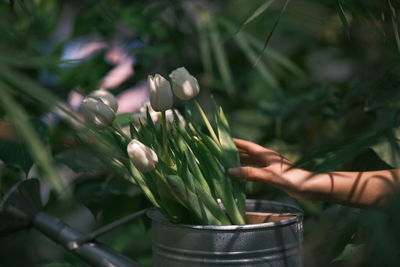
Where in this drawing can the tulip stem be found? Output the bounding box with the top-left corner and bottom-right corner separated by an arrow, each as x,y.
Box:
112,122 -> 130,141
193,99 -> 219,145
161,111 -> 170,165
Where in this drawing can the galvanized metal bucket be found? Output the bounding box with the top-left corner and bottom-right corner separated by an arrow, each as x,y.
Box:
148,199 -> 303,267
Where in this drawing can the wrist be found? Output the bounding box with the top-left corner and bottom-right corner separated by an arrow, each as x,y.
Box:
283,168 -> 315,200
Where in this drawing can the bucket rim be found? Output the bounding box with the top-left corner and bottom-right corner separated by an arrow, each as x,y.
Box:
147,199 -> 303,231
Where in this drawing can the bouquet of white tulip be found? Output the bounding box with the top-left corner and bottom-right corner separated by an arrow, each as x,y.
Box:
79,67 -> 246,225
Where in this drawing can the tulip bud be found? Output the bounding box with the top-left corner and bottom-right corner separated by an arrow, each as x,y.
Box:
89,89 -> 118,112
80,97 -> 115,129
132,101 -> 186,128
169,67 -> 200,100
132,101 -> 159,125
127,139 -> 158,173
148,74 -> 173,112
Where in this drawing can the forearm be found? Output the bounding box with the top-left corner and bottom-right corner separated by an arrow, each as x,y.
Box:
302,169 -> 400,207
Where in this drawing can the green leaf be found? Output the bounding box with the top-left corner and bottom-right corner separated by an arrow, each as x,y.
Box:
236,0 -> 277,34
331,243 -> 365,263
216,106 -> 240,167
115,113 -> 132,127
371,127 -> 400,168
0,66 -> 70,117
0,139 -> 33,175
191,179 -> 231,225
129,122 -> 140,139
195,138 -> 245,224
55,149 -> 103,173
145,105 -> 158,133
196,11 -> 213,74
215,105 -> 246,215
207,16 -> 235,96
128,161 -> 160,208
166,174 -> 224,225
176,153 -> 196,193
0,54 -> 61,68
336,0 -> 351,39
387,0 -> 400,53
220,17 -> 305,81
222,19 -> 279,88
75,133 -> 130,177
110,130 -> 129,152
256,0 -> 291,65
151,172 -> 188,222
175,126 -> 214,195
198,132 -> 231,168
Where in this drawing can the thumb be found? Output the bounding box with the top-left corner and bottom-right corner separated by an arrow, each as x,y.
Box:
229,166 -> 275,183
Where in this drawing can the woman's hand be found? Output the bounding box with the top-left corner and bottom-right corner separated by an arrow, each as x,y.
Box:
229,138 -> 400,207
229,138 -> 312,200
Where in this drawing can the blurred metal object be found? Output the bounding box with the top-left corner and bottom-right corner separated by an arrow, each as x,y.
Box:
1,180 -> 304,267
75,208 -> 150,245
149,199 -> 303,267
33,212 -> 142,267
0,179 -> 42,235
0,179 -> 143,267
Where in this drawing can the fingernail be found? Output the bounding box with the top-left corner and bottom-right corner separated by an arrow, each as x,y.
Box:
229,168 -> 240,177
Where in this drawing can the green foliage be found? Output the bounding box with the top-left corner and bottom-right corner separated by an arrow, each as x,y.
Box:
123,100 -> 246,225
0,86 -> 64,192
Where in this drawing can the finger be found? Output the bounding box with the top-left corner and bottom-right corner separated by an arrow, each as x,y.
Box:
233,138 -> 267,155
234,138 -> 280,155
229,166 -> 279,185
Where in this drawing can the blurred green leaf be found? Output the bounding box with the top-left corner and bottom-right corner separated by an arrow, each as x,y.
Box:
207,15 -> 236,96
372,128 -> 400,168
0,140 -> 33,175
115,113 -> 132,127
55,148 -> 103,173
331,243 -> 365,263
336,0 -> 351,39
236,0 -> 276,34
0,84 -> 64,192
387,0 -> 400,53
256,0 -> 290,65
223,20 -> 279,89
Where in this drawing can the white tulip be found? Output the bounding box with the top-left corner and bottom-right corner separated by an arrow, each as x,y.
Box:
80,97 -> 116,129
132,101 -> 186,127
169,67 -> 200,100
89,89 -> 118,112
132,101 -> 159,125
148,74 -> 173,112
127,139 -> 158,173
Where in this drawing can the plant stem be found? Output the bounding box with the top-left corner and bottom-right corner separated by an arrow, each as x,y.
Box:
193,99 -> 220,145
112,121 -> 130,141
161,111 -> 170,165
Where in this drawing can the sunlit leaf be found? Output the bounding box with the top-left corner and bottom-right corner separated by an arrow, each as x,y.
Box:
216,106 -> 240,167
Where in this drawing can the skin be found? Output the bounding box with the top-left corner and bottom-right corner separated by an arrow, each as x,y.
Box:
229,138 -> 400,207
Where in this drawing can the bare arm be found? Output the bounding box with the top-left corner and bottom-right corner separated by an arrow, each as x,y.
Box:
229,138 -> 400,207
